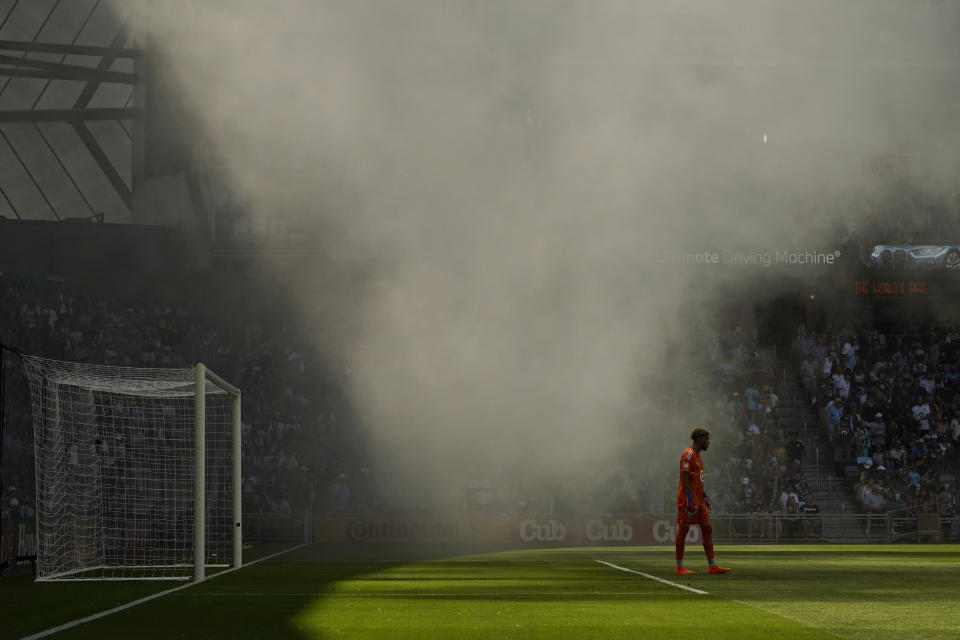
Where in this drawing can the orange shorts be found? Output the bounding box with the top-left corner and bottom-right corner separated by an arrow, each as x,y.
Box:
677,502 -> 710,525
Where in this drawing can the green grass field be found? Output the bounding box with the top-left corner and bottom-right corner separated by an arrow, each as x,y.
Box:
4,543 -> 960,640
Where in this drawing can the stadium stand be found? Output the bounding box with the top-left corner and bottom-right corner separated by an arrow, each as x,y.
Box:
796,323 -> 960,540
3,270 -> 957,546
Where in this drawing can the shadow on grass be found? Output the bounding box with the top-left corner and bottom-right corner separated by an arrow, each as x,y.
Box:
5,543 -> 538,640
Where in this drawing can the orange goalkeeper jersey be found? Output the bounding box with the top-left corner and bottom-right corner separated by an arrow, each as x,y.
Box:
677,446 -> 705,506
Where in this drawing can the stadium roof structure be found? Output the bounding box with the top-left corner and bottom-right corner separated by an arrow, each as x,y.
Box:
0,0 -> 138,224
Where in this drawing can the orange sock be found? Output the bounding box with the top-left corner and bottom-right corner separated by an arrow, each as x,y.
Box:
675,523 -> 690,564
701,522 -> 714,562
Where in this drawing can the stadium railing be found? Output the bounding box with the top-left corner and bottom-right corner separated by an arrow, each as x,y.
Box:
710,512 -> 957,543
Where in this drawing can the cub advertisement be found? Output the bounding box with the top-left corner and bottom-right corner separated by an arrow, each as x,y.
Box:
513,517 -> 701,545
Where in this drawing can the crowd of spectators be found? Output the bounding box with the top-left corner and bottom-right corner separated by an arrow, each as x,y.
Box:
0,271 -> 367,525
796,322 -> 960,539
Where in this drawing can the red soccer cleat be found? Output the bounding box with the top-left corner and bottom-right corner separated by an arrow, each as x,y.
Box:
674,566 -> 695,575
708,565 -> 731,574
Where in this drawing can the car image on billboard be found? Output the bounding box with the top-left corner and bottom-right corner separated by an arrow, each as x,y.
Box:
869,244 -> 960,270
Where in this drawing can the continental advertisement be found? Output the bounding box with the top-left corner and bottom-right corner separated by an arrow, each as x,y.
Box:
314,515 -> 701,545
314,515 -> 512,543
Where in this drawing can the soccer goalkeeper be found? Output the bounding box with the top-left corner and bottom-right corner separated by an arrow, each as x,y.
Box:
675,426 -> 730,575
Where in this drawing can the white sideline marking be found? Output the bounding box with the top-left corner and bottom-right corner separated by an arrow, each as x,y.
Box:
19,543 -> 310,640
595,560 -> 709,595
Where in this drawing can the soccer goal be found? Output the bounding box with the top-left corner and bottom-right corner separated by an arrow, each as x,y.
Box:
19,355 -> 241,582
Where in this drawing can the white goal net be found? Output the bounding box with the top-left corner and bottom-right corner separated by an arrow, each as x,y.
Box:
20,355 -> 241,581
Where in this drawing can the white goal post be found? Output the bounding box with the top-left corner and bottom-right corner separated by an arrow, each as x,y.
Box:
193,363 -> 242,583
20,355 -> 242,582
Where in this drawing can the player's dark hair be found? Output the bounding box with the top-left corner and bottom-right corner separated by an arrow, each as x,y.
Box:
690,426 -> 711,441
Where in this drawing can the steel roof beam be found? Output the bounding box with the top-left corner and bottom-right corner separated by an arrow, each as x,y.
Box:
0,107 -> 140,123
0,39 -> 142,58
72,121 -> 132,209
0,66 -> 137,84
74,25 -> 130,109
0,52 -> 139,82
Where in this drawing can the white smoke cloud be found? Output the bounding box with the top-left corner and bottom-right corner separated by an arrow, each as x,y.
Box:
126,0 -> 960,509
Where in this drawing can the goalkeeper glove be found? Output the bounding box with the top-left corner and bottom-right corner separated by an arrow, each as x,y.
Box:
685,491 -> 696,516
